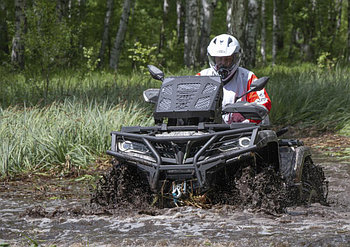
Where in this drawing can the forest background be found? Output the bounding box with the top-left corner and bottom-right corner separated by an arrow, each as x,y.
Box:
1,0 -> 350,177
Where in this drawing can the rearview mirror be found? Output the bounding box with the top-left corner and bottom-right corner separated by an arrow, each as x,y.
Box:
235,76 -> 269,101
249,77 -> 269,92
147,65 -> 164,81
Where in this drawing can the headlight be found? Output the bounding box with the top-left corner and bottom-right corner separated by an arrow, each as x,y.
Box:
117,141 -> 150,154
219,137 -> 251,151
238,137 -> 251,148
117,140 -> 155,162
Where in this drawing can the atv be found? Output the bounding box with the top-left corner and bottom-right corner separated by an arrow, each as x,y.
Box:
105,65 -> 328,208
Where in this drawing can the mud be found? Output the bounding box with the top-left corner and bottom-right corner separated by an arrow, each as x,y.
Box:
90,164 -> 154,212
1,155 -> 349,246
89,159 -> 326,215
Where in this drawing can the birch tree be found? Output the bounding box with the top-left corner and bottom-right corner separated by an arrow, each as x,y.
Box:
302,0 -> 316,61
199,0 -> 217,63
176,0 -> 184,43
272,0 -> 284,65
11,0 -> 26,69
245,0 -> 259,67
330,0 -> 343,52
110,0 -> 134,70
260,0 -> 266,64
159,0 -> 169,53
226,0 -> 246,44
184,0 -> 199,68
277,0 -> 284,50
272,0 -> 277,65
98,0 -> 114,67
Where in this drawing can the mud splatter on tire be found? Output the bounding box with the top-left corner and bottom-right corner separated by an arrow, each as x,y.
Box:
90,159 -> 328,213
207,165 -> 288,213
299,158 -> 328,206
91,161 -> 153,210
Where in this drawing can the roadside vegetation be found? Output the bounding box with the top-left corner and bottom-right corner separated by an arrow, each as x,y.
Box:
1,64 -> 350,178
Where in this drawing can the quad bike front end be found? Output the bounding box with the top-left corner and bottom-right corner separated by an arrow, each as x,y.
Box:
107,123 -> 279,195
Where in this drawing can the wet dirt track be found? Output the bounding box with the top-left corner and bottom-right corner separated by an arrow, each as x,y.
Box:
1,156 -> 350,246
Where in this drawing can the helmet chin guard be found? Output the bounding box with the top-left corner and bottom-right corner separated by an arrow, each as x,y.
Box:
207,34 -> 241,84
217,61 -> 239,84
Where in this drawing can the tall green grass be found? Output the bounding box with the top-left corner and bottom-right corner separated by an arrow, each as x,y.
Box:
0,68 -> 161,107
0,71 -> 159,177
256,64 -> 350,131
0,99 -> 153,176
1,64 -> 350,177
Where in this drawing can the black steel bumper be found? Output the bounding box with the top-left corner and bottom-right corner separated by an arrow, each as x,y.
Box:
107,125 -> 260,191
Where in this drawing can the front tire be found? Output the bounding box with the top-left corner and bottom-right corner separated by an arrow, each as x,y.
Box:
299,157 -> 328,206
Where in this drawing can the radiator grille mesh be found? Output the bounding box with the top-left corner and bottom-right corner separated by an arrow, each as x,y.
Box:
159,98 -> 171,110
202,83 -> 217,94
195,97 -> 211,109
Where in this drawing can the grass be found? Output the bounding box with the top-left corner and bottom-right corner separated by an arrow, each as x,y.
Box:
256,64 -> 350,132
1,64 -> 350,177
0,69 -> 158,177
0,99 -> 153,177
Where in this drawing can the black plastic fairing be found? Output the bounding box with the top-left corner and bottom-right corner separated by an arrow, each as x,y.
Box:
154,76 -> 222,122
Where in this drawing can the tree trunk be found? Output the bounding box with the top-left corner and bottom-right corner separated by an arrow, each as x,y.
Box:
260,0 -> 266,64
184,0 -> 199,68
110,0 -> 134,71
226,0 -> 233,34
272,0 -> 284,64
56,0 -> 70,21
98,0 -> 114,67
276,0 -> 284,50
272,0 -> 277,65
301,0 -> 316,61
0,1 -> 9,57
199,0 -> 217,64
159,0 -> 169,53
226,0 -> 246,44
245,0 -> 259,68
176,0 -> 184,43
330,0 -> 343,52
11,0 -> 26,69
78,0 -> 86,49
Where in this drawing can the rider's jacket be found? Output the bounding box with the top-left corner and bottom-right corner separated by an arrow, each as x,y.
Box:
197,67 -> 271,124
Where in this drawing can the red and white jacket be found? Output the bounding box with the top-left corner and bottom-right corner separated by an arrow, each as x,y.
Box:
197,67 -> 271,124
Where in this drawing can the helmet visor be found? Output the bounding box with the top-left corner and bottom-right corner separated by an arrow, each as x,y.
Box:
208,53 -> 240,72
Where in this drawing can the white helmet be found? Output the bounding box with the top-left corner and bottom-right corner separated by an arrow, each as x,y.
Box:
207,34 -> 241,83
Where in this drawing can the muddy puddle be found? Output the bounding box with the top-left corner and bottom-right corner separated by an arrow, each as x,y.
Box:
1,155 -> 350,246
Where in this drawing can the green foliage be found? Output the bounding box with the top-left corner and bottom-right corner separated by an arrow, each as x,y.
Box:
83,46 -> 100,73
23,0 -> 78,101
24,1 -> 74,69
128,41 -> 157,73
317,52 -> 337,69
2,0 -> 349,70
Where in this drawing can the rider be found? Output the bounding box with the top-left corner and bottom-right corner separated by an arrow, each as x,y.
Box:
197,34 -> 271,124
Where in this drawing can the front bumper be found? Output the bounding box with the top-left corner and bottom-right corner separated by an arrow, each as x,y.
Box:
107,124 -> 260,191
